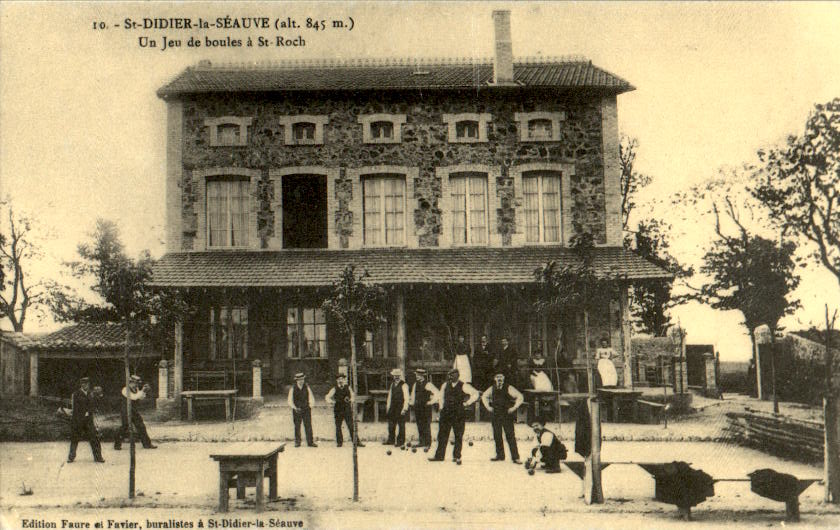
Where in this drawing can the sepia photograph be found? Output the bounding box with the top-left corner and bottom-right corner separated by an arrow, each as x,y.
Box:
1,2 -> 839,528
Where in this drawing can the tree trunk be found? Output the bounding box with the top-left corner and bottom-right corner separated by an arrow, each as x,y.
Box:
825,306 -> 838,503
349,323 -> 360,502
769,328 -> 779,414
750,328 -> 763,400
124,328 -> 135,499
583,309 -> 603,504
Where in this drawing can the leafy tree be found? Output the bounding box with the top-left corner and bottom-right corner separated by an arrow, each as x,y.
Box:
47,218 -> 187,498
534,232 -> 621,504
696,195 -> 800,403
321,265 -> 385,502
619,137 -> 690,335
0,200 -> 49,331
752,98 -> 840,288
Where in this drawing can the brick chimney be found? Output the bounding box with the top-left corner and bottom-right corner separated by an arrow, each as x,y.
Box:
492,10 -> 514,85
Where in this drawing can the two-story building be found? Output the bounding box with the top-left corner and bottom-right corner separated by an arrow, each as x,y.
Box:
150,11 -> 668,406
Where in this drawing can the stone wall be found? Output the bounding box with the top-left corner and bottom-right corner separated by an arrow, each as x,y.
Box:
176,89 -> 608,250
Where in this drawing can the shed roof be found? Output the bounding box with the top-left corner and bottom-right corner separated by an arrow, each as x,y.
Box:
150,246 -> 670,288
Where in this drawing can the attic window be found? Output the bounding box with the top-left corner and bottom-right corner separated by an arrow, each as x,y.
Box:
279,115 -> 328,145
358,114 -> 406,144
442,113 -> 492,143
205,117 -> 253,147
514,112 -> 565,143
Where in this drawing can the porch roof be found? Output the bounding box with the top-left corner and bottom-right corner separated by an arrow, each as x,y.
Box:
150,246 -> 670,288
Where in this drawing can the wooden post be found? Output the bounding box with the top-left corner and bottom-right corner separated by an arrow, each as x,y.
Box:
173,320 -> 183,397
349,323 -> 360,502
825,306 -> 839,504
396,290 -> 406,376
28,351 -> 38,397
124,327 -> 135,499
252,360 -> 262,400
770,333 -> 779,414
752,329 -> 763,400
583,309 -> 603,504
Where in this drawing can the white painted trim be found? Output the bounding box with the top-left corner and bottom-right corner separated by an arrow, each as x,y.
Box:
357,114 -> 407,144
268,167 -> 341,249
204,116 -> 253,147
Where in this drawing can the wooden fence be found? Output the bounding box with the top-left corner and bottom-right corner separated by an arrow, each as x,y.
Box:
725,408 -> 824,463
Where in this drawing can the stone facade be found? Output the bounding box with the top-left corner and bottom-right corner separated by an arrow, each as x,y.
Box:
172,90 -> 611,251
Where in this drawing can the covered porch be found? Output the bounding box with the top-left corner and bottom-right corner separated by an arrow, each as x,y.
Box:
151,246 -> 669,416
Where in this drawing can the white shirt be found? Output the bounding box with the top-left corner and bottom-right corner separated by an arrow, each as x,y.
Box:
121,386 -> 146,401
287,383 -> 315,409
480,383 -> 525,412
386,380 -> 410,414
453,354 -> 472,384
409,381 -> 440,407
439,381 -> 480,408
530,370 -> 553,391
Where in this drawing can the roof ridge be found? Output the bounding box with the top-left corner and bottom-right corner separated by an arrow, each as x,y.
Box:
190,54 -> 591,71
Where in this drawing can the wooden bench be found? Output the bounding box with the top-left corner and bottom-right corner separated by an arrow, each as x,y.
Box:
637,399 -> 668,424
181,389 -> 238,421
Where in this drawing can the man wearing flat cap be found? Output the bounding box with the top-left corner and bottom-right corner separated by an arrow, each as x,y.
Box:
384,368 -> 410,447
409,368 -> 439,450
114,374 -> 156,450
429,368 -> 479,465
288,372 -> 317,447
68,377 -> 104,463
481,371 -> 524,463
325,373 -> 364,447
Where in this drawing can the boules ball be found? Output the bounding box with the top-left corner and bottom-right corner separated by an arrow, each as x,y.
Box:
468,441 -> 473,447
528,469 -> 535,476
386,450 -> 392,456
401,445 -> 406,451
411,447 -> 417,453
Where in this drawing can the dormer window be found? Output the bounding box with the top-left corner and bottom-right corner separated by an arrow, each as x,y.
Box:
442,113 -> 492,143
514,112 -> 565,142
279,115 -> 328,145
205,117 -> 252,147
358,114 -> 406,144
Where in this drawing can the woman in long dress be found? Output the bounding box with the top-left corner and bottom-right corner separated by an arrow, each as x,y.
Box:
452,335 -> 472,384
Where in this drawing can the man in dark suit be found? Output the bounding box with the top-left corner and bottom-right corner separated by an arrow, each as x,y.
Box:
498,337 -> 519,388
473,335 -> 494,391
68,377 -> 104,463
428,369 -> 479,465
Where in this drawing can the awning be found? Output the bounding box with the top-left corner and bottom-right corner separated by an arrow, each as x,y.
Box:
151,246 -> 671,288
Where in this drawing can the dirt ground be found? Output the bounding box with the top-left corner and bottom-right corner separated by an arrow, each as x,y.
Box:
1,440 -> 837,529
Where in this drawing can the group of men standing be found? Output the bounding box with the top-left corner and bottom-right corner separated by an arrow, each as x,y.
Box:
66,374 -> 157,464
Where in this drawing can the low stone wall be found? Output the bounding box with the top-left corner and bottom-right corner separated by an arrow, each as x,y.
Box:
725,408 -> 824,463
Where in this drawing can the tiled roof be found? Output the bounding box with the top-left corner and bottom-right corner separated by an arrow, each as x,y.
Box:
0,331 -> 43,350
157,58 -> 634,98
24,322 -> 140,352
150,247 -> 670,288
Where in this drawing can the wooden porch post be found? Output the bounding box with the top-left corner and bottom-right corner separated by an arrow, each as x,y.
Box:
28,351 -> 38,397
619,288 -> 632,389
173,320 -> 183,397
396,290 -> 406,375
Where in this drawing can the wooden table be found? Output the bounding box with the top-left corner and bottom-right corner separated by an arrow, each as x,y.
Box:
597,388 -> 643,423
210,442 -> 285,512
523,390 -> 562,423
369,389 -> 389,422
181,389 -> 237,421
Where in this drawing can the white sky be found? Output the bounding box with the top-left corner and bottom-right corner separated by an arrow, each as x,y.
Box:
1,2 -> 839,361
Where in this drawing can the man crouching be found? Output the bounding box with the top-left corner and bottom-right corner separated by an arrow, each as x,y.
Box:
526,419 -> 567,474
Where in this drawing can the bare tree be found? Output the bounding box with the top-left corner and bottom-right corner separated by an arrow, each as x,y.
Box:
0,200 -> 48,331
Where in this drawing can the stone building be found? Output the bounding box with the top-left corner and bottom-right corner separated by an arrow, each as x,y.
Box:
150,11 -> 668,406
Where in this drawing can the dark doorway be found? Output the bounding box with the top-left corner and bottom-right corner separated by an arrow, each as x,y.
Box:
282,175 -> 328,248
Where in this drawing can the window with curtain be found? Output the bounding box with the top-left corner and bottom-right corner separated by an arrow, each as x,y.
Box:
364,318 -> 394,359
207,179 -> 249,248
209,306 -> 248,359
450,172 -> 488,245
522,171 -> 561,243
363,175 -> 406,246
287,307 -> 327,359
